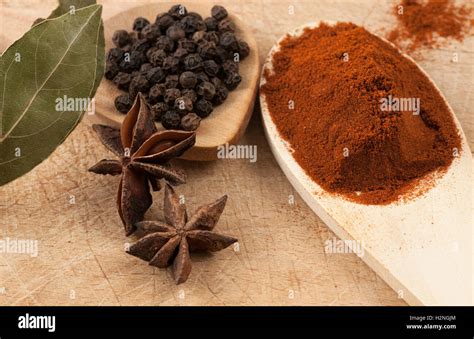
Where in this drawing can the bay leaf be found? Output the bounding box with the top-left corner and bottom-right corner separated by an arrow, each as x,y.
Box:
48,0 -> 97,19
0,4 -> 105,186
47,0 -> 105,105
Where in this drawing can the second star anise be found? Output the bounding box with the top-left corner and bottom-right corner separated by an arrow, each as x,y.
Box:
127,184 -> 237,284
89,93 -> 195,235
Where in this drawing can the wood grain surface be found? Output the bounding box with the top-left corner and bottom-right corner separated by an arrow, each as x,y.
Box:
1,0 -> 472,306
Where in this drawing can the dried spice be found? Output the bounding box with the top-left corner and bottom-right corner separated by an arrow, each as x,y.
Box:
161,110 -> 181,129
89,94 -> 195,235
261,22 -> 461,205
0,5 -> 105,187
181,113 -> 201,131
388,0 -> 473,52
133,17 -> 150,32
113,72 -> 132,90
112,30 -> 131,48
106,4 -> 250,131
127,184 -> 237,284
151,102 -> 169,121
114,94 -> 133,113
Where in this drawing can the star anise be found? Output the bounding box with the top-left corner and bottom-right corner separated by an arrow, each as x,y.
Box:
127,184 -> 237,284
88,93 -> 195,236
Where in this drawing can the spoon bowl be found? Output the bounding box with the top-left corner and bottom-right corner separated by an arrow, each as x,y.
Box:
94,2 -> 260,161
260,21 -> 473,306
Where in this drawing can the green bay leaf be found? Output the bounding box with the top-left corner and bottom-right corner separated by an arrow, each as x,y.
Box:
0,4 -> 104,186
48,0 -> 97,18
47,1 -> 105,105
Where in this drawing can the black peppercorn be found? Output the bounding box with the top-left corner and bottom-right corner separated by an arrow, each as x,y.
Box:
210,77 -> 223,88
146,46 -> 158,61
237,40 -> 250,59
218,18 -> 236,33
141,23 -> 161,42
151,102 -> 169,121
195,99 -> 213,118
174,96 -> 193,114
178,38 -> 196,53
119,50 -> 146,72
162,56 -> 180,73
164,88 -> 181,104
149,49 -> 167,66
196,81 -> 216,100
164,75 -> 179,88
133,17 -> 150,32
215,46 -> 232,63
179,71 -> 198,89
187,12 -> 203,20
168,4 -> 187,19
181,89 -> 197,102
195,72 -> 210,83
113,72 -> 132,90
129,75 -> 150,99
174,47 -> 189,61
195,20 -> 207,32
149,83 -> 167,103
156,13 -> 175,30
146,67 -> 166,83
122,44 -> 132,53
211,5 -> 228,21
105,61 -> 119,80
180,113 -> 201,131
222,60 -> 239,74
204,17 -> 218,31
115,94 -> 133,113
220,32 -> 239,51
166,25 -> 185,41
161,110 -> 181,129
224,71 -> 242,90
131,38 -> 151,54
112,30 -> 131,48
183,54 -> 203,71
140,63 -> 153,74
192,31 -> 207,43
203,60 -> 220,77
156,36 -> 175,52
180,15 -> 197,34
197,40 -> 217,59
205,31 -> 220,44
128,31 -> 139,42
107,48 -> 124,63
213,85 -> 228,105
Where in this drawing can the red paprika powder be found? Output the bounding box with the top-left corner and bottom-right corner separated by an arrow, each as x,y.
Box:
388,0 -> 473,52
261,22 -> 461,205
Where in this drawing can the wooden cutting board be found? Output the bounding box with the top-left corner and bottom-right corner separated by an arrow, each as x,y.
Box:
0,0 -> 471,306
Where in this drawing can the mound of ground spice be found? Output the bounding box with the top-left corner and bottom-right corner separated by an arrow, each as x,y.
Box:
261,22 -> 461,205
388,0 -> 473,52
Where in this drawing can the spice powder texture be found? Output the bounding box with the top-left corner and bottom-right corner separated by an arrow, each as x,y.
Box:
388,0 -> 473,52
261,23 -> 461,205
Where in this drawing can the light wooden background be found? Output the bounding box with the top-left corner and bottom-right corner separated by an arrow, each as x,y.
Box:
0,0 -> 472,306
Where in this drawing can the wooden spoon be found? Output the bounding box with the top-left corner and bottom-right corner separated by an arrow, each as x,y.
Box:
94,2 -> 260,161
260,22 -> 473,306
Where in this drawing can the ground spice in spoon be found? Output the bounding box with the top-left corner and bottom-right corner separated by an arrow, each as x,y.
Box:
388,0 -> 473,52
261,22 -> 461,205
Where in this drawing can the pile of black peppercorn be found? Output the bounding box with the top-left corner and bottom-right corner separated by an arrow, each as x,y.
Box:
105,4 -> 250,131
